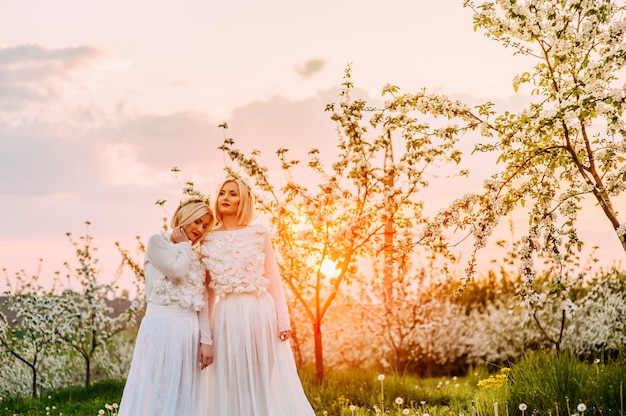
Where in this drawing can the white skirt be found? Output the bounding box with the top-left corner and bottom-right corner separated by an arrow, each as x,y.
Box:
203,292 -> 315,416
119,303 -> 205,416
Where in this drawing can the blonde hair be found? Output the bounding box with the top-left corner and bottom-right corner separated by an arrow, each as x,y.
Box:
170,200 -> 214,230
215,177 -> 255,226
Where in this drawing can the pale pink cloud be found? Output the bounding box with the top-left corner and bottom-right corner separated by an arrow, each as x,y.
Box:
0,44 -> 105,106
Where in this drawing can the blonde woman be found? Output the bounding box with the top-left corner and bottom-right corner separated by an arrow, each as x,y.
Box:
200,177 -> 315,415
119,198 -> 215,416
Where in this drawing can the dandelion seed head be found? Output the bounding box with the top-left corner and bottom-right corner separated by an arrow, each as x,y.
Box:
378,374 -> 385,381
519,403 -> 528,411
577,404 -> 587,412
395,397 -> 404,405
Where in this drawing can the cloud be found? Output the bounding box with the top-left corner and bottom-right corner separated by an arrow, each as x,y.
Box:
294,59 -> 325,78
101,142 -> 172,187
0,44 -> 105,107
1,78 -> 623,282
0,122 -> 102,193
0,77 -> 529,202
0,84 -> 353,244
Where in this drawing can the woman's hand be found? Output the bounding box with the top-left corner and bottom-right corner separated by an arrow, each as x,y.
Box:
198,344 -> 214,369
279,330 -> 291,342
170,226 -> 190,244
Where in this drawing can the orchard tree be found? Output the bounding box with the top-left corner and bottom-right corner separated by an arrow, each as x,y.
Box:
404,0 -> 626,354
0,225 -> 143,395
55,223 -> 143,388
0,265 -> 62,398
217,65 -> 476,382
365,251 -> 473,375
352,0 -> 626,337
424,0 -> 626,282
116,236 -> 146,281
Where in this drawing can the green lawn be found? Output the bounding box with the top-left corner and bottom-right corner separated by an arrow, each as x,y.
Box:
2,353 -> 624,416
0,370 -> 477,416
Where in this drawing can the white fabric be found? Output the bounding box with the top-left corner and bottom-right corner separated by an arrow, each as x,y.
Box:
145,231 -> 207,311
201,224 -> 290,330
200,225 -> 315,416
118,232 -> 210,416
143,231 -> 212,344
118,304 -> 206,416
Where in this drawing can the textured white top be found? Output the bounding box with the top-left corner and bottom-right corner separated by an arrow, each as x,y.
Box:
200,224 -> 291,331
144,231 -> 211,344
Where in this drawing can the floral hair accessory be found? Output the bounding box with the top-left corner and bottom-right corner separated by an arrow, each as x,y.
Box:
180,188 -> 211,207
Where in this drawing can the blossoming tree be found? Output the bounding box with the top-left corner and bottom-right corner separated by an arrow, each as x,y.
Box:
54,224 -> 142,388
217,65 -> 473,381
0,224 -> 143,396
0,270 -> 61,398
423,0 -> 626,282
398,0 -> 626,352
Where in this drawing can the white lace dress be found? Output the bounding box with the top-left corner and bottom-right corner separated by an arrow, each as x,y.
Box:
200,224 -> 315,416
119,231 -> 211,416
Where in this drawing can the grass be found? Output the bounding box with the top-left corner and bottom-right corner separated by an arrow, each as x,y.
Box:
0,371 -> 477,416
0,370 -> 480,416
301,367 -> 477,415
1,352 -> 625,416
505,351 -> 626,416
0,379 -> 124,416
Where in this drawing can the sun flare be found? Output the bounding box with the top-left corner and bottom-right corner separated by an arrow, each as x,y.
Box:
320,259 -> 338,277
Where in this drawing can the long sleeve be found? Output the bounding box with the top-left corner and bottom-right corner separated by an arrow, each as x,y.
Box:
262,229 -> 291,332
197,285 -> 212,345
207,282 -> 216,325
146,233 -> 194,284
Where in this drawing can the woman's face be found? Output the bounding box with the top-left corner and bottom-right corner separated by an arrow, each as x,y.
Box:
183,212 -> 213,244
217,181 -> 240,217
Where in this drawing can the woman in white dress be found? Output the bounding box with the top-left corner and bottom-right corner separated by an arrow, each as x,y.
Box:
200,177 -> 315,416
119,198 -> 215,416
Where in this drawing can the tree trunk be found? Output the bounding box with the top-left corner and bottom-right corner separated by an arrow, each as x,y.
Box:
383,131 -> 395,306
85,358 -> 91,388
31,364 -> 37,398
314,318 -> 324,383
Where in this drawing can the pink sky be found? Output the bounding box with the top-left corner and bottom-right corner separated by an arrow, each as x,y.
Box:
1,0 -> 624,294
